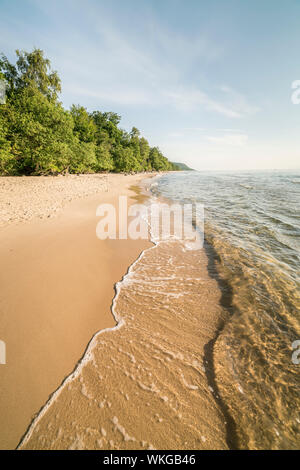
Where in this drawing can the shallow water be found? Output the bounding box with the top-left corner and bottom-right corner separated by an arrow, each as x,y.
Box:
154,170 -> 300,449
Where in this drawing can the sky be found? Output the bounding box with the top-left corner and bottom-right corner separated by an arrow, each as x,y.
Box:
1,0 -> 300,171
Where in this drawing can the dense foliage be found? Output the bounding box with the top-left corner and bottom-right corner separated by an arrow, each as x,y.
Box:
0,49 -> 179,175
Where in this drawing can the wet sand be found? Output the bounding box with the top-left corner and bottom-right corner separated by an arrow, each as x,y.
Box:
0,174 -> 152,449
16,188 -> 228,450
18,238 -> 228,450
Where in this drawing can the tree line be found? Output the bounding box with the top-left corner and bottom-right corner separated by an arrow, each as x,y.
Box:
0,49 -> 180,175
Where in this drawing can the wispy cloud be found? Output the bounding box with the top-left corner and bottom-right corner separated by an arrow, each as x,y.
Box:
0,0 -> 260,121
1,0 -> 297,171
67,85 -> 155,106
163,89 -> 243,117
167,132 -> 184,138
205,133 -> 249,146
218,86 -> 260,116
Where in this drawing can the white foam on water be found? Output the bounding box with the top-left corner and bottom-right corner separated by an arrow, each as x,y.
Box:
17,185 -> 211,450
17,210 -> 161,449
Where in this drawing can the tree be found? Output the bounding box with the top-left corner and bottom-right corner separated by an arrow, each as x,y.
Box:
0,109 -> 15,174
95,142 -> 115,172
0,48 -> 177,176
113,145 -> 140,173
70,105 -> 96,143
0,48 -> 61,101
128,126 -> 143,171
130,126 -> 140,139
139,137 -> 151,170
69,140 -> 97,174
2,86 -> 76,174
102,112 -> 121,127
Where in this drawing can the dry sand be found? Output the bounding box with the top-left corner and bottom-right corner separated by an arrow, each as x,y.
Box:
0,173 -> 153,449
0,174 -> 110,226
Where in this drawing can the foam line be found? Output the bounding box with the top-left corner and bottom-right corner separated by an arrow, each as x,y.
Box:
17,191 -> 160,449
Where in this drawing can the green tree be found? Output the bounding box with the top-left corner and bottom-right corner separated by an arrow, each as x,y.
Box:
0,48 -> 61,101
139,137 -> 151,170
113,145 -> 140,173
90,111 -> 116,171
70,105 -> 96,143
0,109 -> 15,174
69,140 -> 97,174
129,126 -> 143,171
0,48 -> 177,176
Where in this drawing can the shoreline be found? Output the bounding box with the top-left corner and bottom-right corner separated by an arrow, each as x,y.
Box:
17,176 -> 228,450
18,241 -> 156,450
1,172 -> 230,450
146,179 -> 238,449
16,174 -> 159,450
0,173 -> 155,449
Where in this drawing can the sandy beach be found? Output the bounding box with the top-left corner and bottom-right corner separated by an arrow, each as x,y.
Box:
0,172 -> 231,451
0,173 -> 153,449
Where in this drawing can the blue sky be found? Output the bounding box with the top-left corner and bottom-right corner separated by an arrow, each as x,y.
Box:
1,0 -> 300,170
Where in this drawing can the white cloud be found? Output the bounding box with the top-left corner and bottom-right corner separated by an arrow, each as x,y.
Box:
162,89 -> 243,117
218,85 -> 260,116
0,0 -> 259,121
67,85 -> 155,106
183,127 -> 206,131
167,132 -> 184,138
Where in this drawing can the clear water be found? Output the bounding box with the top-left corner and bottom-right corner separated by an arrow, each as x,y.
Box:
154,170 -> 300,449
